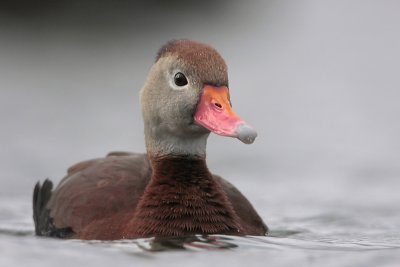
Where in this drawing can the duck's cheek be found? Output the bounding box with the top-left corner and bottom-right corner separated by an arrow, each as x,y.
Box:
193,85 -> 257,144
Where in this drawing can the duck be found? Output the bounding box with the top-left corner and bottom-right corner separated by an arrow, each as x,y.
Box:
33,39 -> 268,240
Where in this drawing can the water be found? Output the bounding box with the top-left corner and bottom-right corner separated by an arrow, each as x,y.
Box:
1,1 -> 400,266
1,177 -> 400,266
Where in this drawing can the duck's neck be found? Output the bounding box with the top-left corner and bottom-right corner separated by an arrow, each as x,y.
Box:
127,154 -> 242,238
143,123 -> 211,156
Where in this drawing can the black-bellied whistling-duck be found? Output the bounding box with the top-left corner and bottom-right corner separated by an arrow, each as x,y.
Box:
33,40 -> 268,240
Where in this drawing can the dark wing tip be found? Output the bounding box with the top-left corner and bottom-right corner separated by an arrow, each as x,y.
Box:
33,179 -> 53,235
33,179 -> 74,238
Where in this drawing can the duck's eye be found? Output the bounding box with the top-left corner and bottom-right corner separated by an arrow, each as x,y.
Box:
174,72 -> 188,86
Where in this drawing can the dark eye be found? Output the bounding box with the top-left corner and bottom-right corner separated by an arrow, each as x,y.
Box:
174,72 -> 188,86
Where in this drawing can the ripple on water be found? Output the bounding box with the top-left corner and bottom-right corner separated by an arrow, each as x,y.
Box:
1,224 -> 400,253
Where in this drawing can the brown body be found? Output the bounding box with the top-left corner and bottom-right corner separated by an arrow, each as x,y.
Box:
34,152 -> 267,240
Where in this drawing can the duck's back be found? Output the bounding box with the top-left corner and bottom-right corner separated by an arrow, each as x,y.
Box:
34,152 -> 151,239
33,152 -> 267,240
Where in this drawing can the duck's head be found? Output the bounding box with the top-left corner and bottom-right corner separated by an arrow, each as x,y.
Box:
140,40 -> 257,157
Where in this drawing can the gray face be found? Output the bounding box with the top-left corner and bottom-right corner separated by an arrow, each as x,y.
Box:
140,56 -> 211,156
141,56 -> 208,138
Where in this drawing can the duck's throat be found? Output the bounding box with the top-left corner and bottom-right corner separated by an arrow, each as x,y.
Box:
126,155 -> 242,238
144,125 -> 210,157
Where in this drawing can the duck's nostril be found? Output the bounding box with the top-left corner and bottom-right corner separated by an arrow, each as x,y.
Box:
214,103 -> 222,109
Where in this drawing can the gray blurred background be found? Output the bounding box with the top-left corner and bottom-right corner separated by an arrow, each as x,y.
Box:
1,0 -> 399,216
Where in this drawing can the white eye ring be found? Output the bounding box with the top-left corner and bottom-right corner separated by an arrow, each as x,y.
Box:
168,70 -> 189,91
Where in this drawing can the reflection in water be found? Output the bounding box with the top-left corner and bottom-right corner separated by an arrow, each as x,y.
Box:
30,232 -> 399,253
138,235 -> 237,251
86,233 -> 400,253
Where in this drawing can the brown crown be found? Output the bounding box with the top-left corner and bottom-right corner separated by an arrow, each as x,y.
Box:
156,39 -> 229,87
